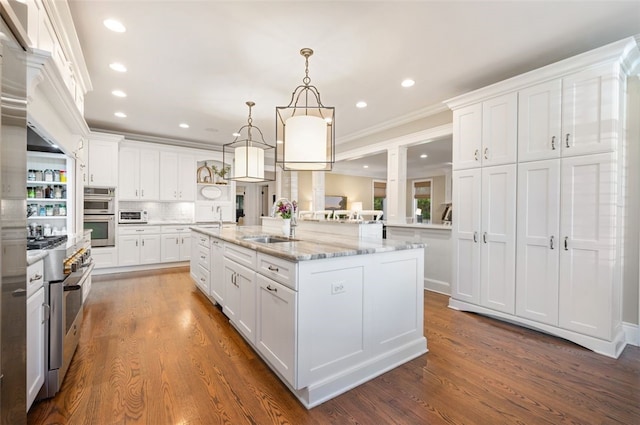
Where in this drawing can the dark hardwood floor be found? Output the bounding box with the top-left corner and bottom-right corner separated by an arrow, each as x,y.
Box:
28,267 -> 640,425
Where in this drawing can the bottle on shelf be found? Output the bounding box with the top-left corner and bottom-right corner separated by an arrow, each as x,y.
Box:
43,169 -> 53,182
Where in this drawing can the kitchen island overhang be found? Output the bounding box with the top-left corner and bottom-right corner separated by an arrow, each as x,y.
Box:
191,225 -> 427,408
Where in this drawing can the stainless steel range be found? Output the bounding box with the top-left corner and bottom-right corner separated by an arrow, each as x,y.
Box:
32,235 -> 94,400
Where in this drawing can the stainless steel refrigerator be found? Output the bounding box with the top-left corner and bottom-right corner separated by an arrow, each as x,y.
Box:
0,11 -> 28,425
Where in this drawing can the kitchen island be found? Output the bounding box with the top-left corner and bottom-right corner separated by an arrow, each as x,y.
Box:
190,225 -> 427,408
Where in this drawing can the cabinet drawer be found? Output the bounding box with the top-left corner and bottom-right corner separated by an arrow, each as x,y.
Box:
257,254 -> 297,290
195,233 -> 209,247
193,264 -> 210,294
27,260 -> 44,298
161,225 -> 190,234
119,225 -> 161,235
196,245 -> 210,271
224,243 -> 256,269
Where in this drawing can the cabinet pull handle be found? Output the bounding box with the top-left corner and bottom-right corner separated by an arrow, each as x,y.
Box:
483,232 -> 487,243
43,303 -> 50,323
564,237 -> 568,251
141,189 -> 145,197
136,240 -> 138,247
175,238 -> 179,245
136,229 -> 144,232
551,136 -> 556,150
142,239 -> 145,247
200,255 -> 206,259
565,133 -> 570,148
473,231 -> 478,243
135,189 -> 138,197
266,285 -> 277,293
483,147 -> 488,160
474,149 -> 479,161
550,236 -> 555,250
268,265 -> 279,272
30,273 -> 42,282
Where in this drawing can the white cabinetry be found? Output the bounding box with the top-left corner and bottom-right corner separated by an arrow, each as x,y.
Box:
447,37 -> 637,358
118,147 -> 159,200
452,92 -> 517,170
210,238 -> 224,304
160,225 -> 191,262
452,165 -> 516,313
84,134 -> 120,186
118,226 -> 161,266
26,260 -> 45,410
191,233 -> 210,295
223,243 -> 257,344
160,152 -> 195,201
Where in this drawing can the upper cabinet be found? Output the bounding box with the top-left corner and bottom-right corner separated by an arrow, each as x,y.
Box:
119,146 -> 160,201
159,152 -> 195,201
452,92 -> 517,170
83,133 -> 121,187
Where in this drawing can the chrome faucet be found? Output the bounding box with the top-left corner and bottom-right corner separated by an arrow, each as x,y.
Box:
215,205 -> 223,229
271,198 -> 297,237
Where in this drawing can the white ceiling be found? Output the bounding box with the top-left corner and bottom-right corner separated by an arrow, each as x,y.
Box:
68,0 -> 639,173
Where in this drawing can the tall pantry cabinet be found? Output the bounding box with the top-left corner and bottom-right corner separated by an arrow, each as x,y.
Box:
447,37 -> 639,358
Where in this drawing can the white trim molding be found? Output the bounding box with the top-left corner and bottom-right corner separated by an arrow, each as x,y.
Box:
623,322 -> 639,347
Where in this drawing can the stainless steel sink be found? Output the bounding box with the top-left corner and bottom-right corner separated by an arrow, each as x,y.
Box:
242,235 -> 298,244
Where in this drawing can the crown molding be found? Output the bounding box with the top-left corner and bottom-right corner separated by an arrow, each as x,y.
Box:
91,127 -> 222,153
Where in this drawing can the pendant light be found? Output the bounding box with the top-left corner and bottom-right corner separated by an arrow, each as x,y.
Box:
223,101 -> 275,182
276,48 -> 335,171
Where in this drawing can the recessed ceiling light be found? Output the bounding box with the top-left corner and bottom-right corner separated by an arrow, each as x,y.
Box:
179,123 -> 189,129
363,165 -> 369,169
109,62 -> 127,73
356,101 -> 367,108
111,89 -> 127,97
114,111 -> 127,118
420,154 -> 428,158
103,19 -> 126,33
401,79 -> 415,88
232,132 -> 241,137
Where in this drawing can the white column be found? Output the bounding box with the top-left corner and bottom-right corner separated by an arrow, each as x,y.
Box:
386,146 -> 407,224
311,171 -> 325,212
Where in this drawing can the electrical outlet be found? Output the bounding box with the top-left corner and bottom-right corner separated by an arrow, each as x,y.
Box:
331,281 -> 346,294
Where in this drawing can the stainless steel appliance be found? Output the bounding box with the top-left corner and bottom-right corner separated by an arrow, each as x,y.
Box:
83,187 -> 115,214
83,187 -> 116,247
0,12 -> 28,421
83,214 -> 115,247
119,209 -> 148,223
35,236 -> 94,400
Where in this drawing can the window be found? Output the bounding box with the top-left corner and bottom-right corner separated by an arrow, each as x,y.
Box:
373,181 -> 386,212
413,180 -> 432,223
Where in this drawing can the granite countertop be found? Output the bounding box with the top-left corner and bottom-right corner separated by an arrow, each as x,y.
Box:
385,223 -> 452,230
191,225 -> 424,262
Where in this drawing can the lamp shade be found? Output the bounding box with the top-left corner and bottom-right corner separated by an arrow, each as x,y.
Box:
351,202 -> 363,212
234,145 -> 265,182
283,115 -> 327,170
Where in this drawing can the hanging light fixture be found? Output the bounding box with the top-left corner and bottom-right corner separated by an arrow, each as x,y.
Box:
276,48 -> 335,171
223,101 -> 275,182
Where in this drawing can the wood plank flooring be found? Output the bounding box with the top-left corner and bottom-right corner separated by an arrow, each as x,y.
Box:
28,267 -> 640,424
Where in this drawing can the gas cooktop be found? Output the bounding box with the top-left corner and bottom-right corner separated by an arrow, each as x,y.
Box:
27,235 -> 68,250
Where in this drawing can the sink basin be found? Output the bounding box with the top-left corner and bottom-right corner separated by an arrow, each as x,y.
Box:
242,235 -> 298,244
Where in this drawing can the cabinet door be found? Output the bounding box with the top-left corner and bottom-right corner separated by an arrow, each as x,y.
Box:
559,153 -> 616,339
195,201 -> 215,222
451,169 -> 481,304
139,149 -> 159,200
452,103 -> 482,170
118,147 -> 140,200
256,274 -> 296,386
236,262 -> 256,344
518,80 -> 562,162
179,232 -> 191,261
88,139 -> 118,187
561,64 -> 619,157
27,287 -> 45,410
223,258 -> 240,323
161,233 -> 180,262
516,160 -> 560,325
118,235 -> 140,266
481,93 -> 517,166
480,164 -> 516,314
159,151 -> 179,200
190,235 -> 200,282
210,239 -> 224,304
178,154 -> 195,201
140,234 -> 161,264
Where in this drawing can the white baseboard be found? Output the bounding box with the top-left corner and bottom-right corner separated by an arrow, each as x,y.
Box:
623,322 -> 639,346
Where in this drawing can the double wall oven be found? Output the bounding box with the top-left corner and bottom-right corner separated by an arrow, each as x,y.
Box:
83,187 -> 115,247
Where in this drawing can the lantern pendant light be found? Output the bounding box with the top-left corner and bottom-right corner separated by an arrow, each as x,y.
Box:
223,101 -> 275,182
276,48 -> 335,171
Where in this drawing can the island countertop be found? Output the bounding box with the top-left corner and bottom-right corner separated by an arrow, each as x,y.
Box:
191,225 -> 424,262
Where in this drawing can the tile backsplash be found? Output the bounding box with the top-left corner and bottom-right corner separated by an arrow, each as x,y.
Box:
119,201 -> 194,222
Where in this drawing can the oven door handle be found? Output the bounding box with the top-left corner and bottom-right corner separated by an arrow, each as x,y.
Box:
64,285 -> 82,291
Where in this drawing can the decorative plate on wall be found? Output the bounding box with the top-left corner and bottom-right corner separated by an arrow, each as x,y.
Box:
200,185 -> 222,200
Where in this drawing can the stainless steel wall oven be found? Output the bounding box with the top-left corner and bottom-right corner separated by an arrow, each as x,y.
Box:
83,187 -> 115,247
